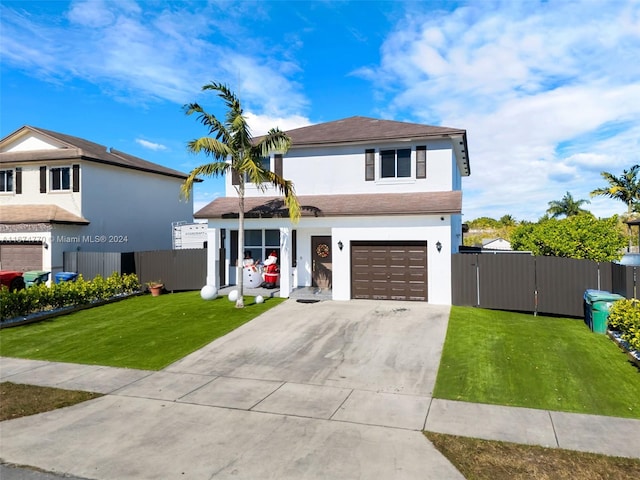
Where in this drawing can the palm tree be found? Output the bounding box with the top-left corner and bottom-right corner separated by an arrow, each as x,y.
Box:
546,191 -> 590,218
180,83 -> 300,308
590,165 -> 640,214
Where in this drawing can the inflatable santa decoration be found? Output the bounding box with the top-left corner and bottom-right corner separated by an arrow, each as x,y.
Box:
261,251 -> 279,289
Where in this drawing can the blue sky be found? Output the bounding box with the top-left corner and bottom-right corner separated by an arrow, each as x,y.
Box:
1,0 -> 639,221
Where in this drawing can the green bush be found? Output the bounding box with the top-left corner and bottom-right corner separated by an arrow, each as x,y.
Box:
0,273 -> 141,322
608,299 -> 640,352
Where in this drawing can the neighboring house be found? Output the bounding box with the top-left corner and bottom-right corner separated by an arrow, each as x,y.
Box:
196,116 -> 470,304
0,126 -> 194,276
481,238 -> 512,251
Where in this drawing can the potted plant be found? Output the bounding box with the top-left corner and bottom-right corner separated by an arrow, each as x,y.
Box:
146,280 -> 164,297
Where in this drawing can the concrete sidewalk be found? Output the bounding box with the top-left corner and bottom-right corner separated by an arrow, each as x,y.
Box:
1,299 -> 639,479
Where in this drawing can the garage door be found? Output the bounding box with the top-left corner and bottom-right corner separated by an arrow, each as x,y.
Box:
351,241 -> 427,301
0,243 -> 43,271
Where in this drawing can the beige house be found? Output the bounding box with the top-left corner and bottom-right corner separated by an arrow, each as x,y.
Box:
0,126 -> 194,275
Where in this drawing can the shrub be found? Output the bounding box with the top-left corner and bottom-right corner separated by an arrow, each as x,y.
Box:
608,299 -> 640,351
0,273 -> 141,322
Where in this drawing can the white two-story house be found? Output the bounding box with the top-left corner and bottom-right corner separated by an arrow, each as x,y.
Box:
195,116 -> 470,304
0,126 -> 194,276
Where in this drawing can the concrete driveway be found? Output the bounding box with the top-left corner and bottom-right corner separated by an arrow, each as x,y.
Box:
1,299 -> 464,479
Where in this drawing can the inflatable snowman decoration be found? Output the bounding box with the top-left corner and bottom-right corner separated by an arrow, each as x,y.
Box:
261,251 -> 279,289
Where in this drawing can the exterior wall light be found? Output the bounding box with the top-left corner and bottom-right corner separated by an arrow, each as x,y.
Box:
436,241 -> 442,252
338,241 -> 343,251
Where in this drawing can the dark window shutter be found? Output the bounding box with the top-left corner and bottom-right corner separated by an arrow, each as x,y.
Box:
15,168 -> 22,194
365,149 -> 375,181
40,166 -> 47,193
274,154 -> 283,177
72,164 -> 80,192
292,229 -> 297,267
231,168 -> 239,186
416,146 -> 427,179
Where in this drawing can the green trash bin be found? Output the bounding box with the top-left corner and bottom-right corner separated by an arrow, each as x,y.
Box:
584,290 -> 625,334
23,270 -> 50,287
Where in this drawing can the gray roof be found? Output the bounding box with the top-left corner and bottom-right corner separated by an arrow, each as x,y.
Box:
0,126 -> 190,180
278,116 -> 469,176
194,191 -> 462,219
284,116 -> 466,145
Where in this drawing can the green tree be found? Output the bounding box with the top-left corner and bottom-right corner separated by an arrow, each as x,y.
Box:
181,83 -> 300,308
499,214 -> 517,226
510,214 -> 625,262
590,165 -> 640,214
546,191 -> 590,218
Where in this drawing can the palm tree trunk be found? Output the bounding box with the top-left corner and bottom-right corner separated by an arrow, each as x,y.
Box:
236,179 -> 245,308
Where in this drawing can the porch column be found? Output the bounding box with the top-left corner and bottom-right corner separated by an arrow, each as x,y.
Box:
279,227 -> 291,298
206,225 -> 220,290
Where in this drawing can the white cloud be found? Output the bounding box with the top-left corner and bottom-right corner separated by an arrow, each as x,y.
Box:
0,1 -> 309,114
135,138 -> 167,151
367,0 -> 640,221
244,112 -> 312,136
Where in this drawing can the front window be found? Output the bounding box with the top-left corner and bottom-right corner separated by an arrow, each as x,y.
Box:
381,149 -> 411,178
0,170 -> 13,192
50,167 -> 71,191
244,229 -> 280,264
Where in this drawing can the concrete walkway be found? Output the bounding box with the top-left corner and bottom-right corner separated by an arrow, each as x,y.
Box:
1,299 -> 639,479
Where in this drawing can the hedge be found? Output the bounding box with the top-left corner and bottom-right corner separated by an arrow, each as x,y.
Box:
0,273 -> 141,322
608,299 -> 640,352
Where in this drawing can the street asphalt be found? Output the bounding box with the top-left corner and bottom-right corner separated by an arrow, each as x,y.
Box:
1,299 -> 639,479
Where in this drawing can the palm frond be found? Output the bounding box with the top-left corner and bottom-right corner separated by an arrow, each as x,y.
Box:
180,162 -> 230,200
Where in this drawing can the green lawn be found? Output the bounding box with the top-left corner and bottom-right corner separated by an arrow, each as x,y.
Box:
434,306 -> 640,419
0,292 -> 284,370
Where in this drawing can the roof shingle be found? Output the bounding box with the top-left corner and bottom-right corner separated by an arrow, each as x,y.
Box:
194,191 -> 462,219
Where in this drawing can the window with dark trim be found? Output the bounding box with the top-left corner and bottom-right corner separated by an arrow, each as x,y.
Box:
292,229 -> 297,267
381,148 -> 411,178
365,149 -> 375,181
0,169 -> 13,192
243,156 -> 271,183
50,167 -> 71,191
416,146 -> 426,179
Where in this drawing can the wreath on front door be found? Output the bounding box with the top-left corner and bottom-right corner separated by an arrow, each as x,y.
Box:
316,243 -> 330,258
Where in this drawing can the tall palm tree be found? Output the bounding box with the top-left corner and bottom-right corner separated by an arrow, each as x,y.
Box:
180,83 -> 300,308
546,191 -> 590,218
590,165 -> 640,214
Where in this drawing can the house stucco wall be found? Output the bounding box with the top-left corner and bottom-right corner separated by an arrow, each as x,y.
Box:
205,213 -> 454,305
227,139 -> 458,197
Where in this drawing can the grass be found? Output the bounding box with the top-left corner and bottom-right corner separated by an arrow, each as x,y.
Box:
2,302 -> 639,478
434,306 -> 640,418
0,292 -> 285,370
0,382 -> 101,421
425,431 -> 640,480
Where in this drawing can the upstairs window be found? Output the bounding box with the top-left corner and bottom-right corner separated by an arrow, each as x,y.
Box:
0,169 -> 13,192
241,156 -> 271,184
381,149 -> 411,178
50,167 -> 71,191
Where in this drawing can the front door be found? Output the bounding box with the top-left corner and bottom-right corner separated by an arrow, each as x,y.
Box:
311,236 -> 332,289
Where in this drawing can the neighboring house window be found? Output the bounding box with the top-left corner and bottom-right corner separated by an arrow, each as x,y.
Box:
244,229 -> 280,264
0,169 -> 13,192
381,149 -> 411,178
50,167 -> 71,191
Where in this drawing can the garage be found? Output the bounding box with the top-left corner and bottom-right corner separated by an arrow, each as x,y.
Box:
0,243 -> 43,271
351,241 -> 428,301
